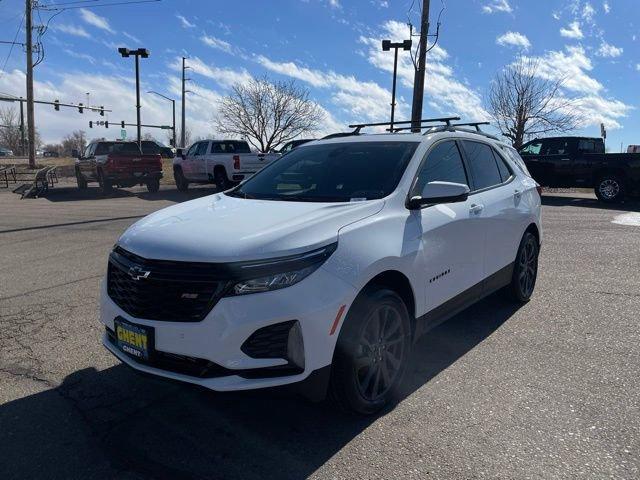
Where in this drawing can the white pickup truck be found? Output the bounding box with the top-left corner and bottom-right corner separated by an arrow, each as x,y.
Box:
173,139 -> 280,191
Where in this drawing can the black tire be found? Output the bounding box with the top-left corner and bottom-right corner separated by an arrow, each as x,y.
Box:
595,175 -> 625,203
328,287 -> 412,415
214,168 -> 230,191
146,178 -> 160,193
174,167 -> 189,192
75,168 -> 87,190
98,170 -> 112,194
506,232 -> 539,303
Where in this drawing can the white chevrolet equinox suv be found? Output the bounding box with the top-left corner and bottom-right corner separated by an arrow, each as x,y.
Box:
101,121 -> 541,414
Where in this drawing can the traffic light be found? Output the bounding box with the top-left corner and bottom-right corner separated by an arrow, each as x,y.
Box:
78,103 -> 84,114
105,121 -> 109,128
100,106 -> 105,117
121,121 -> 125,128
89,121 -> 93,128
54,100 -> 60,111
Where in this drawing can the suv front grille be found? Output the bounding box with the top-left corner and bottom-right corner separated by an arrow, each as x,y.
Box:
107,246 -> 229,322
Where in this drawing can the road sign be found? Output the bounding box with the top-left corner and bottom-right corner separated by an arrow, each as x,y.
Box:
121,129 -> 127,140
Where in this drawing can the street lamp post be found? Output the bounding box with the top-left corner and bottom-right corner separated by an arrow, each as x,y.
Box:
118,47 -> 149,146
148,91 -> 176,147
382,39 -> 412,131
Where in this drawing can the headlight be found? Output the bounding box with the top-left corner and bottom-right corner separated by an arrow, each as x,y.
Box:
228,242 -> 337,296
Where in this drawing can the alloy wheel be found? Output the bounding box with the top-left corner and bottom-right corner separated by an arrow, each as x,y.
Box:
354,304 -> 406,402
518,237 -> 538,298
599,179 -> 620,200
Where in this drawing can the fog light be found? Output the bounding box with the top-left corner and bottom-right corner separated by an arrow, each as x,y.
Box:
287,321 -> 305,370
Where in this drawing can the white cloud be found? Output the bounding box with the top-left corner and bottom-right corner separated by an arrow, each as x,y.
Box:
552,11 -> 561,20
560,21 -> 584,39
328,0 -> 341,8
176,14 -> 195,28
496,31 -> 531,50
63,49 -> 96,65
582,2 -> 596,23
482,0 -> 513,14
201,35 -> 233,54
603,1 -> 610,13
636,64 -> 640,72
170,56 -> 252,89
359,20 -> 488,121
79,8 -> 114,33
256,55 -> 394,122
54,24 -> 90,38
521,46 -> 632,129
122,32 -> 141,44
596,41 -> 623,57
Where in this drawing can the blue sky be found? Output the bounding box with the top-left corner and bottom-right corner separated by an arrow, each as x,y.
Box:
0,0 -> 638,150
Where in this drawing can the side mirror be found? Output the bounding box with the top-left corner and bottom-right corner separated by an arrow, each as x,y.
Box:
407,181 -> 470,209
71,149 -> 79,159
175,148 -> 184,159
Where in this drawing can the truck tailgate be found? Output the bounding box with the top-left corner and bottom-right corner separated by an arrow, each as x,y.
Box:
239,153 -> 277,171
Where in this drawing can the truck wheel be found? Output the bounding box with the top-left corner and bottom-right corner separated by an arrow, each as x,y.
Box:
214,168 -> 230,191
75,168 -> 87,190
146,178 -> 160,193
328,287 -> 412,415
98,171 -> 112,195
174,167 -> 189,192
505,232 -> 539,303
595,175 -> 625,203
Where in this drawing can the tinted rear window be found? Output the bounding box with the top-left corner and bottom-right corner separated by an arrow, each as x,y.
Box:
94,142 -> 141,155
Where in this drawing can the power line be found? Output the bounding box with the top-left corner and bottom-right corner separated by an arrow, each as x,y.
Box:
0,12 -> 25,79
38,0 -> 161,11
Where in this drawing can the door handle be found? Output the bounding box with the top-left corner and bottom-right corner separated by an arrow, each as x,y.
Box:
469,203 -> 484,214
514,189 -> 522,199
560,158 -> 571,161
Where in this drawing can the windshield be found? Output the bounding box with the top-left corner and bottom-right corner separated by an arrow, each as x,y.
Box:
227,141 -> 418,202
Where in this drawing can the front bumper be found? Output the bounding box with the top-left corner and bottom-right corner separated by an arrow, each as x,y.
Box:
99,266 -> 357,391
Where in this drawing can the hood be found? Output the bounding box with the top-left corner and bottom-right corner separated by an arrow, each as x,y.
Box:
117,193 -> 384,262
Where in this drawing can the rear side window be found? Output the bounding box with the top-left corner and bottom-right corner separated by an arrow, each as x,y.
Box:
233,142 -> 251,153
492,149 -> 512,182
412,141 -> 468,195
544,138 -> 569,155
461,140 -> 502,190
578,139 -> 599,153
501,146 -> 531,177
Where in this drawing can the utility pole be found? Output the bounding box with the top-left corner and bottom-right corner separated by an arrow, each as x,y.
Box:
410,0 -> 430,132
19,98 -> 25,156
118,47 -> 149,147
181,57 -> 187,148
25,0 -> 36,168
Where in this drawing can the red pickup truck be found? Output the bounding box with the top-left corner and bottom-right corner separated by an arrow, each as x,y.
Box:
74,141 -> 163,193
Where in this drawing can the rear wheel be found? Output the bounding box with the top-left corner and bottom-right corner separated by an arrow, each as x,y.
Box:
98,170 -> 112,194
595,175 -> 625,203
329,287 -> 412,415
214,168 -> 230,191
174,167 -> 189,192
146,178 -> 160,193
506,232 -> 539,303
75,168 -> 87,190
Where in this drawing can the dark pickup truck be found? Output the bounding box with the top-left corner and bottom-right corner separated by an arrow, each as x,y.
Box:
74,141 -> 163,194
519,136 -> 640,202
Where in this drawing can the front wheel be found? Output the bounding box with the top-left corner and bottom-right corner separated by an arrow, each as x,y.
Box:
76,168 -> 87,190
328,287 -> 412,415
146,178 -> 160,193
174,167 -> 189,192
595,175 -> 625,203
506,232 -> 539,303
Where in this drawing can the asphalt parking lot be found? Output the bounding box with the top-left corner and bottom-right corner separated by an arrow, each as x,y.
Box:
1,183 -> 639,480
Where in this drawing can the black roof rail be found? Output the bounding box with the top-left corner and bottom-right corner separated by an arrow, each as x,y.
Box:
349,116 -> 460,131
449,121 -> 490,132
421,123 -> 501,142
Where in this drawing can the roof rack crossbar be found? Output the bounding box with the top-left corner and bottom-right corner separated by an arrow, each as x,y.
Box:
348,116 -> 460,130
448,121 -> 490,132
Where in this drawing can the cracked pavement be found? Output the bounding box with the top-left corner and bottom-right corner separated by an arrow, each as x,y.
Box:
0,185 -> 639,479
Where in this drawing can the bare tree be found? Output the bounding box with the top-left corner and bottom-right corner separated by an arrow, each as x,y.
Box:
0,106 -> 23,154
216,77 -> 324,152
487,57 -> 577,148
61,130 -> 87,156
